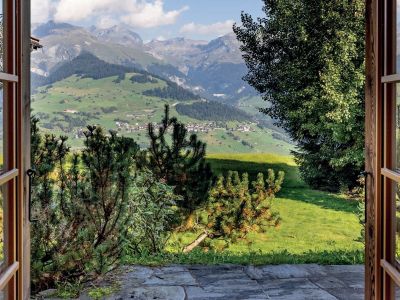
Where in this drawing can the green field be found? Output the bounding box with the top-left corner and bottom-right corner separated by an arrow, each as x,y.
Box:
31,75 -> 295,154
126,153 -> 364,266
30,74 -> 363,266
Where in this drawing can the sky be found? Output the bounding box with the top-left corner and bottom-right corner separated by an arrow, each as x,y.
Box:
31,0 -> 265,41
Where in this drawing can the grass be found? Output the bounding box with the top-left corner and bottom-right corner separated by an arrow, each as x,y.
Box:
158,153 -> 363,265
124,249 -> 364,266
207,153 -> 305,188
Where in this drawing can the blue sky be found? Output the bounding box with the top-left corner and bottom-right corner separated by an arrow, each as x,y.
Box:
32,0 -> 265,41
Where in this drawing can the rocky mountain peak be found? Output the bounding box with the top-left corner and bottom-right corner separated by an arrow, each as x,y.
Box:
90,24 -> 143,47
33,20 -> 80,38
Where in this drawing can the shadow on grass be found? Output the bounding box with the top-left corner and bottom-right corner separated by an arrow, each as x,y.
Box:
278,188 -> 359,214
123,248 -> 364,266
206,158 -> 306,188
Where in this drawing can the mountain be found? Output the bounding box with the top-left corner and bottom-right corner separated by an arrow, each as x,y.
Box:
145,33 -> 256,102
33,20 -> 77,38
146,38 -> 208,71
31,21 -> 257,102
89,25 -> 143,48
31,21 -> 158,76
32,53 -> 202,101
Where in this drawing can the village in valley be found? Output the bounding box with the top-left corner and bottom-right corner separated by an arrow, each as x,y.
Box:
75,120 -> 256,139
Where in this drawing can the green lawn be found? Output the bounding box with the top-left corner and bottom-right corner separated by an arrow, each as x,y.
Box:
127,153 -> 364,265
207,153 -> 304,188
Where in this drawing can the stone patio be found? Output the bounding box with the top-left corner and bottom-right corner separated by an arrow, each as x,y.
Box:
81,264 -> 364,300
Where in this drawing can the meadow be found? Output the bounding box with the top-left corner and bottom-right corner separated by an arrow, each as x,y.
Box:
126,153 -> 364,266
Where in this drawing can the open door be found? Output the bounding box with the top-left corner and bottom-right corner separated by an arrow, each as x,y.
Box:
0,0 -> 30,299
366,0 -> 400,298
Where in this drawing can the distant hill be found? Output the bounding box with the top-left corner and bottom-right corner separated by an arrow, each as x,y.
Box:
31,63 -> 294,154
32,53 -> 202,102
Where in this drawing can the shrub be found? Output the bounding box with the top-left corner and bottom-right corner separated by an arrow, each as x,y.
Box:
31,120 -> 183,292
124,170 -> 181,255
207,170 -> 284,242
183,169 -> 284,252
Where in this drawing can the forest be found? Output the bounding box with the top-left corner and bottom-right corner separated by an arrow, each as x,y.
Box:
176,101 -> 251,122
142,81 -> 201,101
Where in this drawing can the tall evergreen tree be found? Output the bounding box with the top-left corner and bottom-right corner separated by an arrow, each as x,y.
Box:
144,104 -> 213,214
234,0 -> 365,191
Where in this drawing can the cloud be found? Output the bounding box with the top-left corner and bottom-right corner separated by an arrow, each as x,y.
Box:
32,0 -> 52,23
122,1 -> 189,28
180,20 -> 235,37
53,0 -> 188,28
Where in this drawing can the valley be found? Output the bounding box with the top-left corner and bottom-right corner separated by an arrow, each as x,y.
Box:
30,20 -> 295,154
32,71 -> 294,154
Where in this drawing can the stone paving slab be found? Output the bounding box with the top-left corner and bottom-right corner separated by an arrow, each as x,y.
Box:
41,264 -> 365,300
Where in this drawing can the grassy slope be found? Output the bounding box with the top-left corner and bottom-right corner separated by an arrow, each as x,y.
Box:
154,153 -> 364,265
31,75 -> 295,154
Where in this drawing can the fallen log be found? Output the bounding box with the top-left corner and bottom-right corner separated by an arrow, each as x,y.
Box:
183,231 -> 209,253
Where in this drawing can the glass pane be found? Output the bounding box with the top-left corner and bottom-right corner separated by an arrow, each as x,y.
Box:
395,285 -> 400,300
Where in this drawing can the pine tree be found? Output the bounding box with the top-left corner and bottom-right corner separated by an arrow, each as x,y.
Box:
144,104 -> 213,214
182,169 -> 285,252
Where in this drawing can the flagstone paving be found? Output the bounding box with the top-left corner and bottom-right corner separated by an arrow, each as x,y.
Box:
42,264 -> 364,300
104,264 -> 362,300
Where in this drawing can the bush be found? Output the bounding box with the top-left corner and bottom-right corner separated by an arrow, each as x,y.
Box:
183,169 -> 284,252
30,121 -> 180,292
125,170 -> 181,255
207,170 -> 284,242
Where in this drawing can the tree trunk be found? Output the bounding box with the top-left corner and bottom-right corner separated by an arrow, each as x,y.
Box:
183,231 -> 209,253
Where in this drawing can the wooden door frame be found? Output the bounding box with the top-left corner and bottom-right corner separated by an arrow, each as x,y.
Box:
17,0 -> 31,298
365,0 -> 382,298
0,0 -> 30,298
364,0 -> 400,298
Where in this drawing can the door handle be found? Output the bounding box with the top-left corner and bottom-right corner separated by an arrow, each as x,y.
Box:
27,169 -> 36,222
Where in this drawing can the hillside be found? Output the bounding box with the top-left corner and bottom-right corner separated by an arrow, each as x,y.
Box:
32,21 -> 257,102
31,57 -> 294,154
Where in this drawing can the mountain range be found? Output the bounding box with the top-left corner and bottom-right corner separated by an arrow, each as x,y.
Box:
31,21 -> 257,102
